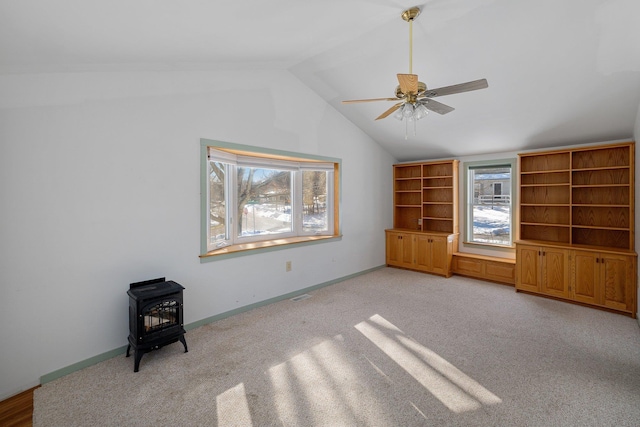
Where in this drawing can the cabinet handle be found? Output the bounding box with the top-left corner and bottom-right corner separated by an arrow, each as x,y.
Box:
596,258 -> 599,263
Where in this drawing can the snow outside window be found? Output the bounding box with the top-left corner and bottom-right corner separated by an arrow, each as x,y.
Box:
206,146 -> 336,252
236,166 -> 293,240
466,162 -> 514,246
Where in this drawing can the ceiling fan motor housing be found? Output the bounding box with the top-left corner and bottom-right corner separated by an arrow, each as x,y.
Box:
396,82 -> 426,99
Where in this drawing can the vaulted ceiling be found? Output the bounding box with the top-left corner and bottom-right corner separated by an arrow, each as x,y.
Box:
2,0 -> 639,161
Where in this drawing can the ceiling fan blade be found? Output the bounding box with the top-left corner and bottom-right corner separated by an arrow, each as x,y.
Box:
375,103 -> 403,120
397,74 -> 419,94
423,78 -> 488,98
342,97 -> 399,104
418,98 -> 455,115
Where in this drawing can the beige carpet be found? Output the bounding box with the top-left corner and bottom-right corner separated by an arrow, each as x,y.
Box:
34,268 -> 640,426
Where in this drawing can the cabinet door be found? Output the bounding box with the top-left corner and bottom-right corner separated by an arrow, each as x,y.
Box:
386,232 -> 414,268
541,247 -> 570,298
600,254 -> 634,312
429,235 -> 449,276
414,234 -> 432,272
517,245 -> 540,292
572,251 -> 599,305
386,232 -> 400,266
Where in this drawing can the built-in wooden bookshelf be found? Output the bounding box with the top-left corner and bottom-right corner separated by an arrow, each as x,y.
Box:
571,144 -> 633,249
519,150 -> 572,243
516,141 -> 637,317
389,160 -> 459,277
422,161 -> 458,234
519,142 -> 634,250
393,160 -> 459,233
393,163 -> 422,230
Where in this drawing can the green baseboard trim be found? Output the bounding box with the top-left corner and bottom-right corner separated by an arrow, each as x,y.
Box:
39,265 -> 385,385
40,345 -> 128,384
186,264 -> 386,331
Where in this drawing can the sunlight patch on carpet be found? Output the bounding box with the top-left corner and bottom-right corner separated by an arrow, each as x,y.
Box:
216,382 -> 253,426
266,334 -> 391,425
355,314 -> 502,413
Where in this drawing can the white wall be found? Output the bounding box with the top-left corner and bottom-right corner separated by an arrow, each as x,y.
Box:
0,68 -> 395,400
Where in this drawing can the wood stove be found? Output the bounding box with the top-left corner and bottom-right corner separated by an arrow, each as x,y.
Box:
126,277 -> 188,372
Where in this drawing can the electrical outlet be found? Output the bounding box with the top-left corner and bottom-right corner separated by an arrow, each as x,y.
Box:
286,261 -> 292,272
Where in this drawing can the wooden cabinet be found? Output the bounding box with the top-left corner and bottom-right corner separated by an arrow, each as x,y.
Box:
572,250 -> 636,313
388,160 -> 459,278
386,230 -> 454,277
415,234 -> 450,276
386,230 -> 414,269
516,242 -> 637,317
452,253 -> 516,285
516,244 -> 570,298
516,139 -> 637,317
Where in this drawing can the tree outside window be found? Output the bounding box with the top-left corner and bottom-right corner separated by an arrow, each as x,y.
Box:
204,144 -> 337,253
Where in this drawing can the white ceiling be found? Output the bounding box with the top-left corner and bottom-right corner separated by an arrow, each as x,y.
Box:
2,0 -> 639,161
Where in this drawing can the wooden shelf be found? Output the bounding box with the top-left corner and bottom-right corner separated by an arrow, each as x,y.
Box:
393,160 -> 459,234
517,141 -> 636,317
518,142 -> 635,250
390,160 -> 459,280
520,151 -> 570,173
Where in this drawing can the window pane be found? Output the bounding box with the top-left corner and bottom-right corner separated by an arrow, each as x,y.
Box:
302,170 -> 328,233
209,161 -> 227,245
237,167 -> 292,237
470,166 -> 511,245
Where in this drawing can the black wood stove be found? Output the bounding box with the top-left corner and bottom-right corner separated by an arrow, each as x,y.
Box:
126,277 -> 188,372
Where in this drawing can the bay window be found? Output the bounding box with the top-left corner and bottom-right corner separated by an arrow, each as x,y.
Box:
201,140 -> 340,257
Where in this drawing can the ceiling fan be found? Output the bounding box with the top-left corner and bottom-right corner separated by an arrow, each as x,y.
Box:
342,7 -> 488,126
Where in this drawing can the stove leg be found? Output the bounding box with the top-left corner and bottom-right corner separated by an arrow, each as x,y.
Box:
134,350 -> 143,372
179,335 -> 188,353
126,344 -> 131,357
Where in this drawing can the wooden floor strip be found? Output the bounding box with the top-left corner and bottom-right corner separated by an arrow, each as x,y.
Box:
0,386 -> 38,427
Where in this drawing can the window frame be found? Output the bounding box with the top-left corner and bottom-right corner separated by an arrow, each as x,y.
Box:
200,139 -> 341,260
463,158 -> 516,249
231,163 -> 296,244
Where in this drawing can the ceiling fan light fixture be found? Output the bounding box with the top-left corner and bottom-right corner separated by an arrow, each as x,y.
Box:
394,102 -> 429,122
402,103 -> 415,118
414,103 -> 429,120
